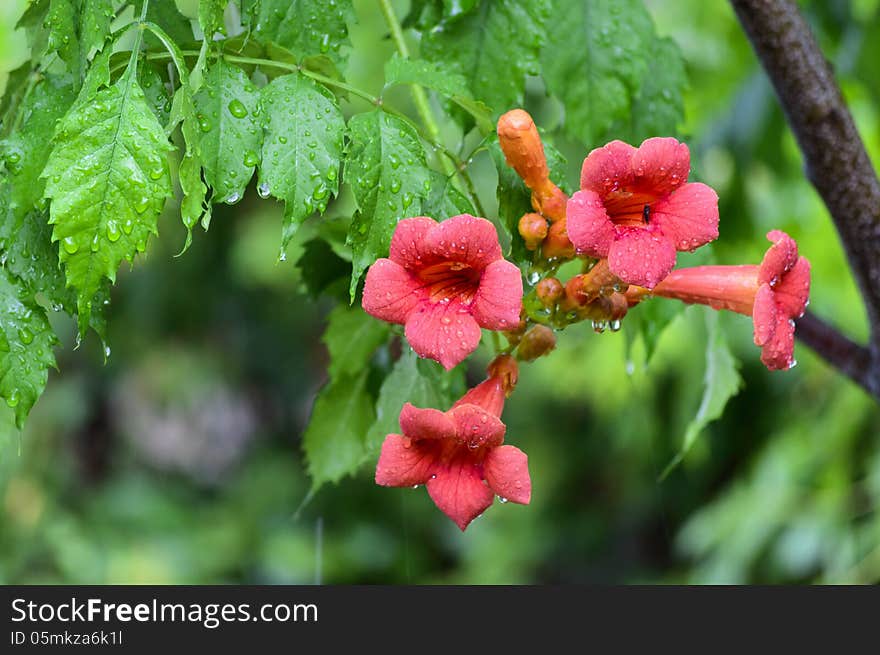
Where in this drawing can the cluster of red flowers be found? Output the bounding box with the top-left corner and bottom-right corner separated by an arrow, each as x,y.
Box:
360,109 -> 811,530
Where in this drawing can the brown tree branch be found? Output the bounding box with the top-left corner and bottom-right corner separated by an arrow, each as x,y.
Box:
730,0 -> 880,398
795,312 -> 872,392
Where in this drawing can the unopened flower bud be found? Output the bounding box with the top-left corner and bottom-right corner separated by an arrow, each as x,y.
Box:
518,212 -> 548,250
517,325 -> 557,362
536,277 -> 564,307
497,109 -> 549,190
541,219 -> 576,260
487,354 -> 519,395
532,185 -> 567,223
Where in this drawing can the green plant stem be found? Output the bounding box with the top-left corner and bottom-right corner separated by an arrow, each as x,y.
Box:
377,0 -> 485,216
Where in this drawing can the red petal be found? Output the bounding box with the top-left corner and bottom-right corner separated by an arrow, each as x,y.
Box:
607,228 -> 676,288
472,260 -> 523,330
566,190 -> 615,257
362,258 -> 423,324
759,230 -> 799,286
631,137 -> 690,196
484,445 -> 531,505
761,311 -> 796,371
399,403 -> 457,442
375,434 -> 437,487
774,257 -> 811,318
454,377 -> 506,417
404,300 -> 482,370
651,183 -> 719,252
448,404 -> 506,449
580,140 -> 637,196
389,216 -> 440,269
426,451 -> 494,530
752,283 -> 777,347
424,214 -> 503,270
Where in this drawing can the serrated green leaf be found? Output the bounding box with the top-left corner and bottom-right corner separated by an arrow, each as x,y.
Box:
1,72 -> 77,216
297,237 -> 351,300
542,0 -> 652,146
421,170 -> 475,220
80,0 -> 114,60
146,21 -> 211,240
303,370 -> 375,490
629,36 -> 687,141
254,0 -> 352,69
322,304 -> 389,381
46,0 -> 79,75
661,310 -> 742,479
258,73 -> 344,246
194,60 -> 261,205
421,0 -> 549,117
366,350 -> 462,455
138,63 -> 172,127
345,110 -> 431,300
198,0 -> 227,39
0,63 -> 33,128
383,54 -> 494,133
384,53 -> 471,98
0,267 -> 57,428
488,136 -> 567,262
42,64 -> 174,334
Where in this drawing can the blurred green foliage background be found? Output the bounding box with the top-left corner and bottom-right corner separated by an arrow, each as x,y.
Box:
1,0 -> 879,584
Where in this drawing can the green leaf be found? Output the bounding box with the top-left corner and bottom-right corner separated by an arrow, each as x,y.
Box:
258,73 -> 344,246
79,0 -> 114,60
421,170 -> 476,220
384,53 -> 471,98
624,295 -> 683,365
421,0 -> 549,117
194,60 -> 261,205
146,22 -> 211,241
629,36 -> 687,141
542,0 -> 653,146
488,136 -> 567,262
0,267 -> 58,428
254,0 -> 353,69
1,73 -> 77,218
660,310 -> 742,479
345,109 -> 431,300
303,370 -> 375,490
198,0 -> 227,39
365,350 -> 462,455
41,63 -> 174,334
45,0 -> 79,75
322,304 -> 389,381
383,54 -> 494,133
138,63 -> 172,127
297,237 -> 351,300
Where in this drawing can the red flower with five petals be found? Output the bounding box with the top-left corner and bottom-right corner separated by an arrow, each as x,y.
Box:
375,357 -> 531,530
362,214 -> 523,370
631,230 -> 811,370
566,137 -> 720,288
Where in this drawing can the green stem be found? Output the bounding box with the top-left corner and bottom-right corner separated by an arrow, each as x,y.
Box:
378,0 -> 485,216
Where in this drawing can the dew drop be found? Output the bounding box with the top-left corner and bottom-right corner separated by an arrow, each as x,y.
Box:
257,182 -> 271,198
62,236 -> 79,254
227,98 -> 248,118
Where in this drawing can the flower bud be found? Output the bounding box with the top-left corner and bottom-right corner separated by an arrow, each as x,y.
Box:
518,212 -> 548,250
535,277 -> 564,307
517,325 -> 557,362
487,354 -> 519,395
497,109 -> 549,190
532,185 -> 567,223
541,219 -> 576,260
